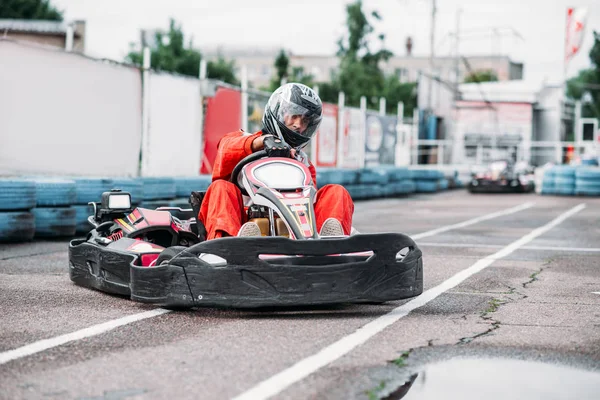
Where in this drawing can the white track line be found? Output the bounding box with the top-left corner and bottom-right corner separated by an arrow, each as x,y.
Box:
0,309 -> 171,366
419,242 -> 600,253
232,203 -> 586,400
411,202 -> 535,240
0,202 -> 534,366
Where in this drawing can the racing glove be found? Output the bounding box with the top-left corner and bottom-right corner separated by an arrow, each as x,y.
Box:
263,135 -> 291,158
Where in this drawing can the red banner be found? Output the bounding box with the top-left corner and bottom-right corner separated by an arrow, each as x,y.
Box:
201,87 -> 242,174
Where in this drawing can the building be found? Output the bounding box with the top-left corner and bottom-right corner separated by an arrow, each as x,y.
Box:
203,46 -> 523,89
0,19 -> 86,53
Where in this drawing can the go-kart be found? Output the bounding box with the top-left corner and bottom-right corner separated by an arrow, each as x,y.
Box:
468,160 -> 535,193
69,151 -> 423,309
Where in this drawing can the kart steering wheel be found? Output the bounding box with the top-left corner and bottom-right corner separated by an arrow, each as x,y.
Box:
230,149 -> 267,195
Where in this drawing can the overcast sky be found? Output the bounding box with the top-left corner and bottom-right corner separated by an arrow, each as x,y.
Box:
53,0 -> 599,84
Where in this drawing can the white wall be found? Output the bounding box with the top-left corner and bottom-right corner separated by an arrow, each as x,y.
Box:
141,72 -> 202,177
0,40 -> 142,176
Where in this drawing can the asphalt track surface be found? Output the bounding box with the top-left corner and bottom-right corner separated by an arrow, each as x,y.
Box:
1,190 -> 599,400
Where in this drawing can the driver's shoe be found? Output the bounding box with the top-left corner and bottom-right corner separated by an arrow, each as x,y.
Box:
238,221 -> 262,237
319,218 -> 344,236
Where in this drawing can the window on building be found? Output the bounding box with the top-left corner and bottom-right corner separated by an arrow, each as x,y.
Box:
582,122 -> 595,141
395,68 -> 408,82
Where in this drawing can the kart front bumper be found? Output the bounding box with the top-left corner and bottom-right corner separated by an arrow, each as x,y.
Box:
130,233 -> 423,308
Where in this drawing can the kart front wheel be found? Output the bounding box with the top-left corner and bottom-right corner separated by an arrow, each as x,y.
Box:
155,246 -> 188,265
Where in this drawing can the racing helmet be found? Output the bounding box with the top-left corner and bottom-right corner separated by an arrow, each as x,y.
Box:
262,83 -> 323,149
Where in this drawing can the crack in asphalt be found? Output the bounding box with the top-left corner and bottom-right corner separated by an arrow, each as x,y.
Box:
457,262 -> 553,345
458,321 -> 501,344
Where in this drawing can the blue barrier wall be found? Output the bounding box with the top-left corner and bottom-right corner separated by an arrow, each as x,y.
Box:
0,167 -> 466,242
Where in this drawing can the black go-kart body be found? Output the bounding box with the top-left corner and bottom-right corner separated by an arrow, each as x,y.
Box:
69,152 -> 423,309
468,160 -> 535,194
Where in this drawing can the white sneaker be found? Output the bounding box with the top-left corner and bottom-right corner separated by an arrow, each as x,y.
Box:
319,218 -> 344,236
238,221 -> 262,237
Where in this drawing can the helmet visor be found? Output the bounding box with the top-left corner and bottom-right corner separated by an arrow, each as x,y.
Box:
276,98 -> 322,139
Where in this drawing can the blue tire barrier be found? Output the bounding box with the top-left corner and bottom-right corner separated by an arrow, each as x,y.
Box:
32,207 -> 76,237
173,175 -> 212,197
316,168 -> 357,188
0,211 -> 35,242
112,178 -> 144,205
540,184 -> 555,195
33,178 -> 76,207
73,178 -> 114,204
540,168 -> 555,195
386,167 -> 412,182
168,198 -> 192,208
340,169 -> 359,185
411,169 -> 444,180
345,184 -> 382,200
0,179 -> 36,211
438,178 -> 449,191
552,165 -> 577,177
357,167 -> 389,185
554,176 -> 576,186
141,177 -> 177,200
415,180 -> 439,193
554,186 -> 575,196
390,180 -> 416,196
575,167 -> 600,180
72,205 -> 94,234
139,199 -> 172,209
575,180 -> 600,196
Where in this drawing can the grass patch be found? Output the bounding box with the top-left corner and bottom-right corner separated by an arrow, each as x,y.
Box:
366,380 -> 386,400
391,351 -> 411,367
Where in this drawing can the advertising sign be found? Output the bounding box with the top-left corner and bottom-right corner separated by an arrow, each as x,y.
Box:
339,107 -> 365,169
315,103 -> 338,167
364,113 -> 397,167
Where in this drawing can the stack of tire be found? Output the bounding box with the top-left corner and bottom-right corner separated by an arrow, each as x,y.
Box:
138,177 -> 177,209
0,179 -> 36,242
575,167 -> 600,196
539,167 -> 556,195
316,168 -> 358,190
31,178 -> 77,238
169,175 -> 212,208
112,177 -> 144,205
348,167 -> 388,200
552,166 -> 577,196
72,178 -> 115,234
411,169 -> 446,193
380,167 -> 415,197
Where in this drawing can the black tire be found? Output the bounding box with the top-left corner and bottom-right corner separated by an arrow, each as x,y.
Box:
155,246 -> 188,265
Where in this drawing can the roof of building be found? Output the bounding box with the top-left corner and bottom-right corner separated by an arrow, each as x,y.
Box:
458,80 -> 547,103
0,19 -> 75,35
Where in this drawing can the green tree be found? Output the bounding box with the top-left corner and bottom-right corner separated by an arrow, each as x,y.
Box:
0,0 -> 62,21
331,1 -> 392,110
274,49 -> 289,85
567,31 -> 600,118
463,69 -> 498,84
265,49 -> 316,91
126,19 -> 238,85
317,0 -> 415,116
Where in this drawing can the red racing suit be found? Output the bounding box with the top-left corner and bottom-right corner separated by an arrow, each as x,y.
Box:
198,130 -> 354,239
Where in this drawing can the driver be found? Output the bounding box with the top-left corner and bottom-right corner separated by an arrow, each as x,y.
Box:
197,82 -> 354,239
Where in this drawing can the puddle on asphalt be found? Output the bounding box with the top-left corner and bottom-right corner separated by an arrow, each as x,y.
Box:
384,358 -> 600,400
